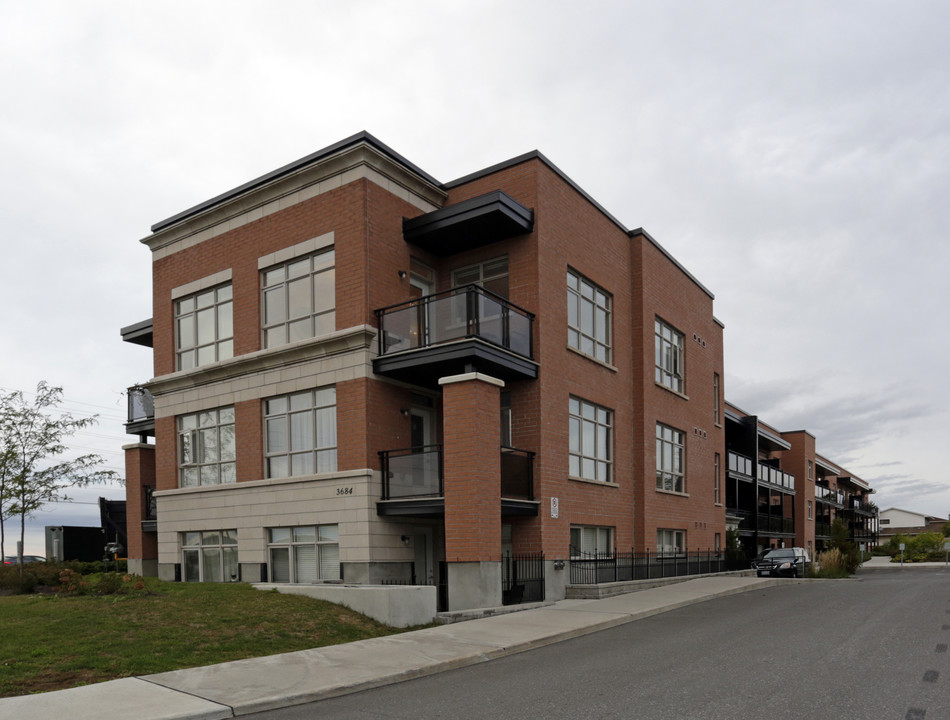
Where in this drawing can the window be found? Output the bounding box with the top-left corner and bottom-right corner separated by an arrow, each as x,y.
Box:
807,460 -> 814,480
178,407 -> 236,487
501,391 -> 512,447
268,525 -> 340,582
264,387 -> 337,478
655,318 -> 684,393
807,500 -> 813,520
714,452 -> 721,504
880,518 -> 890,525
715,533 -> 722,553
182,530 -> 238,582
453,256 -> 508,297
656,423 -> 685,493
713,373 -> 721,425
567,269 -> 611,363
657,529 -> 685,555
176,285 -> 233,370
570,526 -> 613,557
569,397 -> 612,482
262,249 -> 335,348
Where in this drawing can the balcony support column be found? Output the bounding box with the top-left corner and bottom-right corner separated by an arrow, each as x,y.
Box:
123,443 -> 157,577
439,371 -> 504,611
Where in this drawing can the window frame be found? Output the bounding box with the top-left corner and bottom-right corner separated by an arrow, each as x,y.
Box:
267,524 -> 340,583
714,452 -> 721,505
177,407 -> 236,488
452,256 -> 509,298
569,396 -> 613,483
264,387 -> 337,479
569,525 -> 614,558
656,422 -> 686,494
175,284 -> 234,371
261,248 -> 335,349
567,268 -> 612,364
713,372 -> 721,425
181,529 -> 238,582
655,317 -> 685,393
657,528 -> 685,556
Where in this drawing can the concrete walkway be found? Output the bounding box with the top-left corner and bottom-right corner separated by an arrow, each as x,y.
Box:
0,572 -> 872,719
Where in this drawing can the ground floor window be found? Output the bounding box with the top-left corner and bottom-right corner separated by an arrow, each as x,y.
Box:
182,530 -> 238,582
657,528 -> 685,556
570,525 -> 614,557
268,524 -> 340,583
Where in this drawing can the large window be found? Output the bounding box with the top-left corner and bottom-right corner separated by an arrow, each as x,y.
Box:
570,525 -> 613,557
569,397 -> 612,483
453,256 -> 508,297
656,423 -> 685,493
182,530 -> 238,582
262,249 -> 335,348
657,528 -> 685,555
178,407 -> 236,487
176,285 -> 233,370
714,452 -> 721,505
268,525 -> 340,583
567,269 -> 611,363
655,318 -> 684,393
264,388 -> 337,478
713,372 -> 721,425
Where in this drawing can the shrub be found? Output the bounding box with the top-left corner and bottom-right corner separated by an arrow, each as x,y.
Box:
813,548 -> 852,578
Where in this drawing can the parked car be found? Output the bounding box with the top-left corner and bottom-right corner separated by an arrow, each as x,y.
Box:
3,555 -> 46,565
755,547 -> 809,577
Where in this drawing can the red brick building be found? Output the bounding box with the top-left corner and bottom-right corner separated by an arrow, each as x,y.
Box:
123,131 -> 862,611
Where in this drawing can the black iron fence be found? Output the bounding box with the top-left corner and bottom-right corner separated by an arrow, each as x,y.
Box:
569,548 -> 746,585
502,552 -> 545,605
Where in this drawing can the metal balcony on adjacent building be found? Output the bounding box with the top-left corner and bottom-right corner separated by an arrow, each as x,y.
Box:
373,285 -> 537,387
126,386 -> 155,441
376,445 -> 537,517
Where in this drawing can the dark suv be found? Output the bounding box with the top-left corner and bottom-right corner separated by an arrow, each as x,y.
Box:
754,547 -> 809,578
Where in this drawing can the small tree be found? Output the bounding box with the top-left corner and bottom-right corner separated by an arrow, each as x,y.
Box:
829,516 -> 860,574
0,383 -> 119,566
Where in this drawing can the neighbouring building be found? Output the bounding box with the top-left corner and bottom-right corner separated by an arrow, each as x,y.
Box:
724,402 -> 878,558
120,131 -> 874,612
877,508 -> 947,544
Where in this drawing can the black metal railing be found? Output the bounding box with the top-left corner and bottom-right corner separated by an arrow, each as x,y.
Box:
569,548 -> 745,585
379,445 -> 443,500
757,514 -> 795,534
375,284 -> 534,359
500,447 -> 534,500
144,486 -> 157,520
127,386 -> 154,424
502,552 -> 544,605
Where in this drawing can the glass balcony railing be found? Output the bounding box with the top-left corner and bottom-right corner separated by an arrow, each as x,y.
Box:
376,285 -> 534,360
727,451 -> 753,477
378,445 -> 535,502
127,386 -> 154,424
815,485 -> 844,505
758,464 -> 795,491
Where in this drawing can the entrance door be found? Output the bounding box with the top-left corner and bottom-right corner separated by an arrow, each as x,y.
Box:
413,528 -> 434,585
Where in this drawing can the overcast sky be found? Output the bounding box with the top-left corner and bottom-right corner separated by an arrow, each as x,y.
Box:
2,1 -> 948,555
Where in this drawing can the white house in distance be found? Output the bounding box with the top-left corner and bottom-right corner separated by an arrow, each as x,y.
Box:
878,507 -> 948,542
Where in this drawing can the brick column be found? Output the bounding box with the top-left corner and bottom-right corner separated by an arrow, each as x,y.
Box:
440,371 -> 504,610
123,443 -> 157,576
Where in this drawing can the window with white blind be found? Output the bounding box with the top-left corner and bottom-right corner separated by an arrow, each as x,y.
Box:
267,525 -> 340,583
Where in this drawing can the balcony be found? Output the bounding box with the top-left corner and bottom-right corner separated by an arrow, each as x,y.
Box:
374,285 -> 537,387
376,445 -> 537,517
126,386 -> 155,440
758,464 -> 795,491
815,485 -> 844,506
728,451 -> 754,478
757,514 -> 795,535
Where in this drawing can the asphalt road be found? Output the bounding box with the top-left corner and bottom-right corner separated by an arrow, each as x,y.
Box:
248,569 -> 950,720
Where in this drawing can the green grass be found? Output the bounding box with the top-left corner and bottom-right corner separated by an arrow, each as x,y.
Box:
0,577 -> 407,698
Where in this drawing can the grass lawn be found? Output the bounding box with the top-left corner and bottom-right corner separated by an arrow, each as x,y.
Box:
0,577 -> 408,698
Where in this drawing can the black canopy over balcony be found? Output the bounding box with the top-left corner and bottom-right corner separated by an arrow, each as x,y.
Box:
403,191 -> 533,257
374,285 -> 537,387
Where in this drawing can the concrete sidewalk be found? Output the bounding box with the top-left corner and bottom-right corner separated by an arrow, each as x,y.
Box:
0,575 -> 803,719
